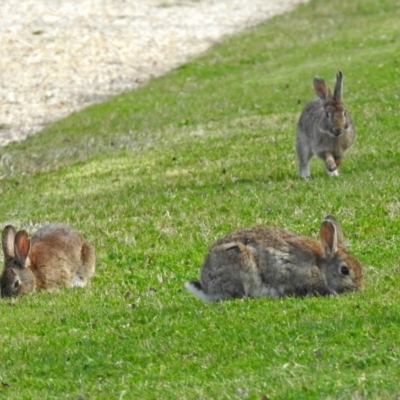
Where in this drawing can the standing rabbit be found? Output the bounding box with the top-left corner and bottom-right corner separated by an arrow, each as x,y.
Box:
1,223 -> 95,298
185,216 -> 363,302
296,71 -> 356,178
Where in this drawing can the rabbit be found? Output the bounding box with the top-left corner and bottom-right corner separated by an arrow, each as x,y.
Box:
296,71 -> 356,178
1,223 -> 95,298
185,216 -> 363,302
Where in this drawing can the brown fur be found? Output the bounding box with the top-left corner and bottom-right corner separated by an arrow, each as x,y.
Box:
1,223 -> 95,298
185,216 -> 364,302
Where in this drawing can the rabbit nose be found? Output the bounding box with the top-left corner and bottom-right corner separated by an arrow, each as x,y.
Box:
333,128 -> 342,136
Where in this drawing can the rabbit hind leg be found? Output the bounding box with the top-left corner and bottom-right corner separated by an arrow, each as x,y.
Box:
70,243 -> 96,287
199,243 -> 264,300
296,139 -> 312,179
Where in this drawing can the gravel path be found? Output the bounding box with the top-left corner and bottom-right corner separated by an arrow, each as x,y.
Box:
0,0 -> 306,147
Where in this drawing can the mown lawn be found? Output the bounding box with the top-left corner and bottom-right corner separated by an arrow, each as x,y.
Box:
0,0 -> 400,398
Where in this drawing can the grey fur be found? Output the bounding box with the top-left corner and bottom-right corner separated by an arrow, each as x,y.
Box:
185,216 -> 364,302
296,71 -> 356,178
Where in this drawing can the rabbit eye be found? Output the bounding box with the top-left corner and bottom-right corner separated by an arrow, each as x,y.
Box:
340,265 -> 350,275
14,279 -> 20,289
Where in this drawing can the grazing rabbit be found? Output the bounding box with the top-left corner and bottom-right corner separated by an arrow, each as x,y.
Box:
185,216 -> 363,302
296,71 -> 356,178
1,223 -> 95,298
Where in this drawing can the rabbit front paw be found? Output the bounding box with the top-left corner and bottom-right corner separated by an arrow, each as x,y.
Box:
328,169 -> 339,177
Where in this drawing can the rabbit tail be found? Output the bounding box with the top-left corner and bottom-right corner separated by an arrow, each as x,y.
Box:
185,280 -> 221,302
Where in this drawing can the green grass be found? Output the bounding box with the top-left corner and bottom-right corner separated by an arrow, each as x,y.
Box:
0,0 -> 400,398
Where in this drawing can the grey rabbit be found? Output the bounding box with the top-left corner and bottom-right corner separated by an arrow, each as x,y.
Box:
296,71 -> 356,178
185,216 -> 363,302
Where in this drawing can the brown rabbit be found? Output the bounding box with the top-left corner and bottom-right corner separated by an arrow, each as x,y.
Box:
185,216 -> 363,302
296,71 -> 356,178
1,223 -> 95,298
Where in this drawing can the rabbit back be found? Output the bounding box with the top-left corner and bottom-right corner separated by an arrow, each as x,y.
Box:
29,224 -> 95,290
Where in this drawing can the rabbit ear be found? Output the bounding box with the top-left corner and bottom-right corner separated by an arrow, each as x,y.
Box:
2,225 -> 16,258
320,220 -> 338,256
313,77 -> 330,100
323,215 -> 344,245
333,71 -> 343,101
14,230 -> 31,267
